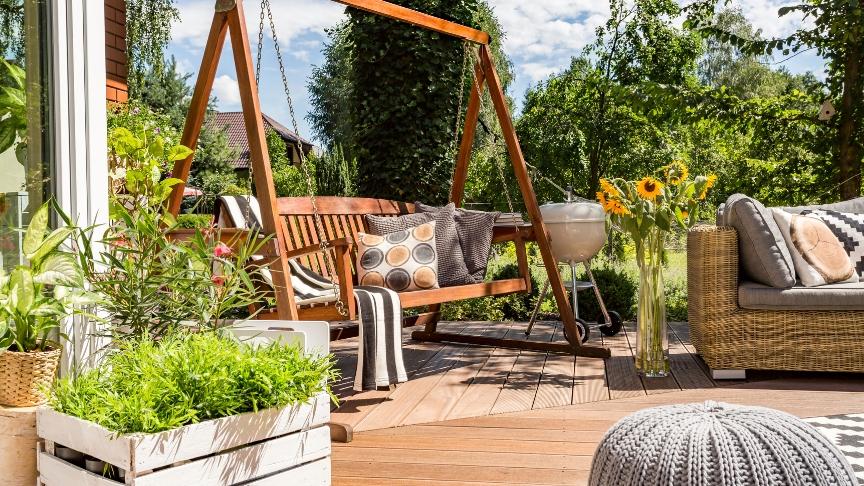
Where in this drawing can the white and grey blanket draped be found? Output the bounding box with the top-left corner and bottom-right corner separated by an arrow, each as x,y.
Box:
216,195 -> 407,390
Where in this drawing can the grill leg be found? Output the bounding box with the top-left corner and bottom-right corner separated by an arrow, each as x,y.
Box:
525,280 -> 550,336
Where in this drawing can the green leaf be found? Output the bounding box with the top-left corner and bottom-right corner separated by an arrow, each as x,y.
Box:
35,253 -> 81,286
23,203 -> 50,257
10,268 -> 35,315
167,145 -> 194,162
27,227 -> 74,264
0,120 -> 17,154
148,138 -> 164,158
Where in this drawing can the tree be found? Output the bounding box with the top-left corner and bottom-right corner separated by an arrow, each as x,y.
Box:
517,0 -> 701,200
126,0 -> 180,96
0,0 -> 23,62
307,0 -> 513,203
134,56 -> 192,129
688,0 -> 864,199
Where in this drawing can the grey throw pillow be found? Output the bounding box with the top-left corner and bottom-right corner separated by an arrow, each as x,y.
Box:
416,202 -> 500,282
724,194 -> 796,288
365,204 -> 475,287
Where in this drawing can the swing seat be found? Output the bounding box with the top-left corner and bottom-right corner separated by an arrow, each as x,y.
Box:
216,195 -> 534,327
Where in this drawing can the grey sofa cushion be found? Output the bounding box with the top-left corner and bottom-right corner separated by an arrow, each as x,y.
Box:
415,202 -> 500,282
365,204 -> 475,287
724,194 -> 796,288
783,197 -> 864,215
739,280 -> 864,310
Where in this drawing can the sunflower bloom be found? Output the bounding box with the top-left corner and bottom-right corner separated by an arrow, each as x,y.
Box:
599,178 -> 620,197
596,191 -> 607,207
636,177 -> 664,201
664,161 -> 689,185
699,174 -> 718,200
605,199 -> 630,215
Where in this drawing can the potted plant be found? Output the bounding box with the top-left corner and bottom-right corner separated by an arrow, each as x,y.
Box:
597,161 -> 716,376
38,331 -> 337,484
0,201 -> 95,407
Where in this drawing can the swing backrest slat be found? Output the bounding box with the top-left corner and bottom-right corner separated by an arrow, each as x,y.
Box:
277,196 -> 417,281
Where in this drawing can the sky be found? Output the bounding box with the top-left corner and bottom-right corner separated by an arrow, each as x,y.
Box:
165,0 -> 825,145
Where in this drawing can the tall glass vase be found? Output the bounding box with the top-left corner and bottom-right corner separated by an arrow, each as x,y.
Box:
635,228 -> 669,377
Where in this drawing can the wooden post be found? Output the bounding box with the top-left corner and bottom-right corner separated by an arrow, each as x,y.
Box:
167,11 -> 229,216
478,44 -> 595,353
449,62 -> 485,207
166,0 -> 298,320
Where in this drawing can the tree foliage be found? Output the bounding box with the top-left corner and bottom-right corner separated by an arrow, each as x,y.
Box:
308,0 -> 512,204
686,0 -> 864,199
517,0 -> 701,202
126,0 -> 180,96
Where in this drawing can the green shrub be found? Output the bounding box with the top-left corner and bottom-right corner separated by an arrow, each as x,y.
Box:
573,266 -> 637,321
175,213 -> 213,229
665,278 -> 689,321
49,331 -> 337,434
440,263 -> 540,321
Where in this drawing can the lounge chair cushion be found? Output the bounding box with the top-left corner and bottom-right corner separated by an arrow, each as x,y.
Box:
738,280 -> 864,310
722,194 -> 796,288
782,197 -> 864,215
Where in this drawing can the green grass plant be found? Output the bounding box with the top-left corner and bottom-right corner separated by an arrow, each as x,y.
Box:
49,331 -> 337,434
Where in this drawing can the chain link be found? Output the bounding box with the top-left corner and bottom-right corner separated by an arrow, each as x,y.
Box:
467,46 -> 515,215
258,0 -> 347,317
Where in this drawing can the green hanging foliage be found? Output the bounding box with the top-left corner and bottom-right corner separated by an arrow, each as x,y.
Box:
347,0 -> 481,204
0,0 -> 23,61
126,0 -> 180,96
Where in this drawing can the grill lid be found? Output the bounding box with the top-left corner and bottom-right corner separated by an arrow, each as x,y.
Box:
540,202 -> 606,223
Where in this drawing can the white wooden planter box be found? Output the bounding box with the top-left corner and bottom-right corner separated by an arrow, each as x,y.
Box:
37,321 -> 333,485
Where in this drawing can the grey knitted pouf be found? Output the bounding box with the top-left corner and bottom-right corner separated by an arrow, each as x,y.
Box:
588,401 -> 858,486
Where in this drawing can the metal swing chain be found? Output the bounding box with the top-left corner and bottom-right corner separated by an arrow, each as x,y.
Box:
256,0 -> 348,317
450,41 -> 470,162
467,45 -> 516,215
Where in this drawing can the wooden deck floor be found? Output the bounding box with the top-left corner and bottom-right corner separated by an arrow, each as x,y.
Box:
331,320 -> 717,432
330,320 -> 864,485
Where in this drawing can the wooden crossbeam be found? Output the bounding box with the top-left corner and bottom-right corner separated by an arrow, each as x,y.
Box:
333,0 -> 490,44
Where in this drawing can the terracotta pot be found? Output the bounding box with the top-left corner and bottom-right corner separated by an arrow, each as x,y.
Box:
0,348 -> 61,407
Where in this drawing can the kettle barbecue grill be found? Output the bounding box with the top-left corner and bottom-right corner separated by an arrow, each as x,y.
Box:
527,190 -> 623,342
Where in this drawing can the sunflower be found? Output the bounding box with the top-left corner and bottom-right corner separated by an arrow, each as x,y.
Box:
699,174 -> 718,200
636,177 -> 664,201
599,178 -> 620,198
604,199 -> 630,215
596,191 -> 607,207
664,161 -> 689,185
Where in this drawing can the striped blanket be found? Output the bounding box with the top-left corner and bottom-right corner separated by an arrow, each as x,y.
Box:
216,196 -> 407,390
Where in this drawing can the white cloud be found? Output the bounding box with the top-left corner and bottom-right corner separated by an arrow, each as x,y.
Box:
171,0 -> 345,51
211,74 -> 241,107
733,0 -> 811,40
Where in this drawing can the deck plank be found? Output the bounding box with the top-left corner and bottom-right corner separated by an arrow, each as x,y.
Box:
489,321 -> 557,415
532,323 -> 576,410
400,323 -> 513,426
352,322 -> 490,431
602,322 -> 645,400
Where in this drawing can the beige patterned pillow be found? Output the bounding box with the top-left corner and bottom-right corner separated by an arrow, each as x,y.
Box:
771,209 -> 857,287
357,221 -> 439,292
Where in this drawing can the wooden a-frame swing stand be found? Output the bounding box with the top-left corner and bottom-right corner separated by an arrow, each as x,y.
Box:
166,0 -> 611,359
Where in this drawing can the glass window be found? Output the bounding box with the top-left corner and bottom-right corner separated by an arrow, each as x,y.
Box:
0,0 -> 53,271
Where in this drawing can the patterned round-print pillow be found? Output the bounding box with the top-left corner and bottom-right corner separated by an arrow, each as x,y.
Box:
357,221 -> 439,292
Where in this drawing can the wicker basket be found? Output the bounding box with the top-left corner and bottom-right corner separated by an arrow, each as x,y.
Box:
0,348 -> 61,407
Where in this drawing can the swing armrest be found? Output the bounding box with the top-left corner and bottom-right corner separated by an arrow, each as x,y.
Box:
283,237 -> 354,260
492,226 -> 534,244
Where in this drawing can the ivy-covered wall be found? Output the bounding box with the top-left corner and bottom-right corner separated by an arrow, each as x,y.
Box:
347,0 -> 480,204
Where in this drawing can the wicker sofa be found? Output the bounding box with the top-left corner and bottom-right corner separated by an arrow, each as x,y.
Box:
687,197 -> 864,379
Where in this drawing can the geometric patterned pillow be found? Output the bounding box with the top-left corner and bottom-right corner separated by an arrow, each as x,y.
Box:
803,209 -> 864,281
356,221 -> 439,292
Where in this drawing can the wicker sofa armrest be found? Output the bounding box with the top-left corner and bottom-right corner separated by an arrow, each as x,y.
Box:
687,225 -> 740,350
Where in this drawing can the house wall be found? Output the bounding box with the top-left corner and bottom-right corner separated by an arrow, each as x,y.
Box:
104,0 -> 128,102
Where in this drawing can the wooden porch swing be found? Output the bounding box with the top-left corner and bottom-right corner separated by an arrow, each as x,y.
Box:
166,0 -> 611,359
